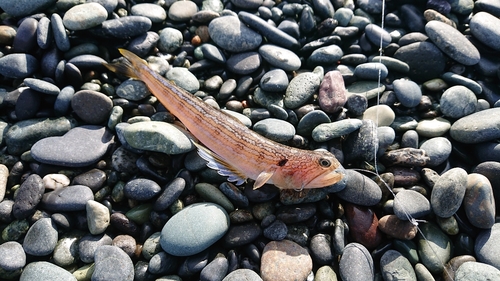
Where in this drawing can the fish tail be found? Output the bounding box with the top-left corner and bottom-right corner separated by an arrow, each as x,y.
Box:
103,48 -> 147,79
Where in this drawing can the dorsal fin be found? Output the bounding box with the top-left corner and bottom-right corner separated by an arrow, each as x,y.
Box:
193,142 -> 247,185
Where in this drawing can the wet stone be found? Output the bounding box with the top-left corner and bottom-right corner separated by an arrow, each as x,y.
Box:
260,240 -> 312,281
344,120 -> 378,163
154,177 -> 186,211
219,182 -> 249,208
200,255 -> 229,281
309,234 -> 334,265
431,168 -> 468,218
31,125 -> 114,167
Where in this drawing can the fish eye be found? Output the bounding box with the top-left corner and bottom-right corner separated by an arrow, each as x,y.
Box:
318,158 -> 331,168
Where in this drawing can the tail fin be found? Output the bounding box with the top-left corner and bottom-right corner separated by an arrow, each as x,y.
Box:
103,49 -> 147,79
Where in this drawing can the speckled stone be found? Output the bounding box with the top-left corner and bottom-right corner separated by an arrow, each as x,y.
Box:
260,240 -> 312,281
208,15 -> 262,52
284,68 -> 322,109
339,243 -> 374,281
63,3 -> 108,30
20,261 -> 76,281
431,168 -> 468,218
450,108 -> 500,143
464,174 -> 496,229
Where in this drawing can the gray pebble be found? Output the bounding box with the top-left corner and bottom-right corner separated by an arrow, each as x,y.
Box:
475,223 -> 500,269
63,3 -> 108,30
259,44 -> 301,71
54,86 -> 75,116
296,110 -> 331,136
339,243 -> 374,281
450,108 -> 500,143
149,251 -> 178,275
131,3 -> 167,23
20,261 -> 76,281
253,118 -> 295,142
101,16 -> 152,39
37,17 -> 52,49
0,241 -> 26,273
53,235 -> 80,267
470,12 -> 500,51
208,15 -> 262,52
260,69 -> 288,92
124,178 -> 162,201
168,1 -> 198,21
92,245 -> 134,281
431,167 -> 467,218
0,0 -> 55,18
312,119 -> 363,142
116,79 -> 150,101
87,0 -> 117,13
354,62 -> 388,80
24,78 -> 60,95
464,174 -> 496,229
166,67 -> 200,93
0,53 -> 38,79
442,72 -> 482,95
222,269 -> 262,281
364,23 -> 392,47
51,13 -> 71,51
226,52 -> 261,75
440,85 -> 477,119
344,120 -> 378,162
127,32 -> 160,57
13,174 -> 44,219
310,233 -> 334,265
200,256 -> 229,281
393,79 -> 422,108
417,223 -> 452,274
380,250 -> 417,281
416,117 -> 451,138
284,69 -> 321,109
393,41 -> 446,82
394,190 -> 431,220
263,219 -> 288,240
23,218 -> 58,256
419,137 -> 452,166
201,44 -> 226,64
307,45 -> 343,66
78,233 -> 113,263
455,262 -> 500,281
158,27 -> 183,53
41,185 -> 94,212
336,170 -> 382,206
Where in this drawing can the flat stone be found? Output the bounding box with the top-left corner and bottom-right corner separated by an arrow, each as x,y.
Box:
195,183 -> 235,213
31,125 -> 114,167
71,90 -> 113,124
260,69 -> 288,92
380,250 -> 417,281
261,240 -> 312,281
12,174 -> 44,220
92,246 -> 134,281
41,185 -> 94,212
123,121 -> 194,154
297,110 -> 331,137
464,174 -> 496,229
166,67 -> 200,93
0,0 -> 55,18
20,261 -> 76,281
307,45 -> 343,66
168,1 -> 198,22
124,178 -> 162,201
63,3 -> 108,30
0,53 -> 38,79
224,222 -> 262,247
393,41 -> 446,82
470,12 -> 500,52
259,44 -> 301,71
416,117 -> 451,138
99,16 -> 152,39
339,243 -> 374,281
450,108 -> 500,143
115,79 -> 150,101
226,52 -> 261,75
23,218 -> 58,256
208,15 -> 262,52
160,203 -> 229,256
312,119 -> 363,142
131,3 -> 167,23
425,20 -> 480,65
362,105 -> 395,126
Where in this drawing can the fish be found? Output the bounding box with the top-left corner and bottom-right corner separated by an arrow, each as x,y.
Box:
104,49 -> 345,190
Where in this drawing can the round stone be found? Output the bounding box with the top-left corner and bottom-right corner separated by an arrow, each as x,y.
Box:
158,28 -> 183,53
354,62 -> 388,80
296,110 -> 331,136
431,168 -> 468,218
23,218 -> 58,256
464,174 -> 496,229
339,243 -> 374,281
160,203 -> 229,256
260,69 -> 288,92
318,70 -> 347,113
92,246 -> 134,281
380,250 -> 417,281
63,3 -> 108,30
0,0 -> 55,18
222,269 -> 262,281
226,52 -> 261,75
0,53 -> 38,79
115,79 -> 150,101
307,45 -> 343,66
284,71 -> 321,109
261,240 -> 312,281
71,90 -> 113,124
0,241 -> 26,272
450,108 -> 500,143
86,200 -> 110,235
312,119 -> 363,142
475,223 -> 500,270
124,178 -> 162,201
259,44 -> 301,71
470,12 -> 500,52
418,223 -> 452,274
131,3 -> 167,23
416,117 -> 451,138
455,262 -> 500,281
208,15 -> 262,52
336,170 -> 382,206
362,105 -> 395,126
393,41 -> 446,82
20,261 -> 76,281
419,137 -> 452,167
168,1 -> 198,21
440,85 -> 477,119
166,67 -> 200,93
41,185 -> 94,212
393,79 -> 422,108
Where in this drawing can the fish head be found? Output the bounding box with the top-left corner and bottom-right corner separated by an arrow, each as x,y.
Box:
300,150 -> 345,189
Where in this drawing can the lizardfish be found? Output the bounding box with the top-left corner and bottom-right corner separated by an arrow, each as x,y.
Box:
105,49 -> 345,190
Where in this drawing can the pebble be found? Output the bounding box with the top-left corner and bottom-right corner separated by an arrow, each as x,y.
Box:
455,262 -> 500,280
284,69 -> 322,109
353,62 -> 388,80
168,1 -> 198,21
312,119 -> 363,142
20,261 -> 76,281
380,250 -> 417,281
393,79 -> 422,108
115,79 -> 150,101
362,104 -> 395,126
450,108 -> 500,143
166,67 -> 200,93
123,121 -> 194,154
431,168 -> 468,218
226,52 -> 261,75
92,245 -> 134,281
158,28 -> 183,53
441,72 -> 482,95
425,20 -> 480,65
339,243 -> 374,281
12,18 -> 38,53
296,110 -> 330,136
470,12 -> 500,51
208,15 -> 262,52
259,44 -> 301,71
418,223 -> 452,274
78,233 -> 113,263
223,269 -> 262,281
131,3 -> 167,23
307,45 -> 343,66
336,170 -> 382,206
195,183 -> 235,212
12,174 -> 44,219
160,203 -> 229,256
260,240 -> 312,281
100,16 -> 152,39
475,223 -> 500,269
71,90 -> 113,124
318,70 -> 347,113
23,218 -> 58,256
224,222 -> 262,247
419,137 -> 452,167
464,174 -> 495,229
124,178 -> 162,201
259,69 -> 288,92
31,125 -> 114,167
63,3 -> 108,30
378,215 -> 418,240
86,200 -> 110,235
416,117 -> 451,138
0,241 -> 26,276
53,235 -> 80,267
440,85 -> 477,119
393,41 -> 446,82
344,203 -> 382,250
0,53 -> 38,79
41,185 -> 94,211
51,13 -> 71,51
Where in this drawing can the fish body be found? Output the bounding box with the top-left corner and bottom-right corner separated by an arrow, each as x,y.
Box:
105,49 -> 345,190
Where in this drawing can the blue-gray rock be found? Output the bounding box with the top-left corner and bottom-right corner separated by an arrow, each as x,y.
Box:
200,256 -> 229,281
0,53 -> 38,79
440,85 -> 477,119
442,72 -> 482,95
416,117 -> 451,138
78,233 -> 113,263
63,3 -> 108,30
160,203 -> 229,256
455,262 -> 500,281
124,178 -> 162,201
224,222 -> 262,247
393,41 -> 446,82
5,116 -> 76,155
41,185 -> 94,212
312,119 -> 363,142
53,235 -> 81,267
310,234 -> 334,265
23,218 -> 58,256
297,110 -> 331,136
345,94 -> 368,116
0,0 -> 55,17
99,16 -> 152,39
158,27 -> 183,53
23,78 -> 60,96
148,251 -> 178,275
307,45 -> 343,66
20,261 -> 76,281
201,44 -> 226,64
13,174 -> 44,219
166,67 -> 200,93
226,52 -> 261,75
263,219 -> 288,241
419,137 -> 452,166
0,241 -> 26,273
393,79 -> 422,108
131,3 -> 167,23
450,108 -> 500,143
344,120 -> 378,162
336,170 -> 382,206
238,11 -> 300,50
127,32 -> 160,57
259,44 -> 301,71
417,223 -> 452,274
92,245 -> 134,281
115,79 -> 150,101
31,125 -> 114,167
260,69 -> 288,92
339,243 -> 374,281
12,18 -> 38,53
15,89 -> 42,120
425,20 -> 480,65
208,15 -> 262,52
394,190 -> 431,220
431,168 -> 468,218
253,118 -> 295,142
222,269 -> 262,281
51,13 -> 71,51
67,54 -> 107,69
464,173 -> 496,229
380,250 -> 417,280
154,177 -> 186,211
470,12 -> 500,51
354,62 -> 388,80
371,56 -> 410,73
284,69 -> 322,109
475,223 -> 500,270
36,18 -> 51,49
364,24 -> 392,47
123,121 -> 194,154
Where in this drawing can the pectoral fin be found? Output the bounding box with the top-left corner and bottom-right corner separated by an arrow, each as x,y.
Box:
193,142 -> 247,185
253,166 -> 277,190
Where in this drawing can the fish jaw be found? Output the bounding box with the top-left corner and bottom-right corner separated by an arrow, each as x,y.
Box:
302,164 -> 346,189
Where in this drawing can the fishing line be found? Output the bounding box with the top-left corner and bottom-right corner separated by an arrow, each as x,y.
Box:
372,1 -> 453,279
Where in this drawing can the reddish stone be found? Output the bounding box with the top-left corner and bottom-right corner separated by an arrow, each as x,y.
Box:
318,70 -> 347,113
344,203 -> 382,250
378,214 -> 418,240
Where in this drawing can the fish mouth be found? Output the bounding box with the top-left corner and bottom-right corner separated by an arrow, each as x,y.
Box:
304,164 -> 346,189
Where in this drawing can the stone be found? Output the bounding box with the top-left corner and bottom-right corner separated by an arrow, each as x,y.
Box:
393,79 -> 422,108
380,250 -> 417,281
378,215 -> 418,240
261,240 -> 312,281
0,53 -> 39,79
23,218 -> 58,256
208,15 -> 262,52
431,168 -> 468,218
336,170 -> 382,206
86,200 -> 110,235
222,269 -> 262,281
455,262 -> 500,281
394,189 -> 432,220
259,44 -> 301,71
418,223 -> 452,274
450,108 -> 500,144
20,261 -> 76,281
63,3 -> 108,30
470,12 -> 500,52
475,223 -> 500,270
92,246 -> 134,281
440,86 -> 477,119
41,185 -> 94,212
339,243 -> 374,281
12,174 -> 44,219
